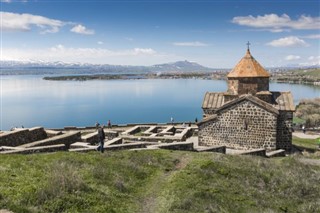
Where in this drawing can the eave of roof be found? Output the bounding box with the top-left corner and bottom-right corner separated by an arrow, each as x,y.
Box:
215,94 -> 279,115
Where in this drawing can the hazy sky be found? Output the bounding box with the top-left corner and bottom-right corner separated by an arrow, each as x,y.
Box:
1,0 -> 319,68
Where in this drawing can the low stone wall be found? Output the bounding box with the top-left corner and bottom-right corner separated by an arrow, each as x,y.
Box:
45,129 -> 62,137
82,130 -> 119,145
239,148 -> 266,157
19,131 -> 81,149
122,126 -> 141,135
266,149 -> 286,158
82,132 -> 98,145
195,146 -> 226,154
106,142 -> 157,151
0,127 -> 47,147
122,135 -> 182,143
105,130 -> 119,140
149,142 -> 194,151
0,144 -> 66,154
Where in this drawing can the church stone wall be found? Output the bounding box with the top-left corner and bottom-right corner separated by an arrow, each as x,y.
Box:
198,101 -> 277,150
276,111 -> 293,150
228,77 -> 269,95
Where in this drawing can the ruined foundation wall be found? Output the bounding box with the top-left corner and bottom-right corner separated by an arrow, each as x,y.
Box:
0,127 -> 47,147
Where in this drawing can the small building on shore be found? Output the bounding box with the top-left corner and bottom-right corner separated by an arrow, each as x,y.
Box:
198,46 -> 295,151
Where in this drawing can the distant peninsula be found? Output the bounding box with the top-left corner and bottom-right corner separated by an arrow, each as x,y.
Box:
43,68 -> 320,87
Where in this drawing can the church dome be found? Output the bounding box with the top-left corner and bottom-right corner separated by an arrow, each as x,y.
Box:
227,49 -> 270,78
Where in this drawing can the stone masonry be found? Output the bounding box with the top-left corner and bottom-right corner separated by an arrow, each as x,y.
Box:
199,100 -> 278,150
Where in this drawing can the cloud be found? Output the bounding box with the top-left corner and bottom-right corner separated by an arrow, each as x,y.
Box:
97,41 -> 104,45
1,11 -> 94,35
173,41 -> 209,47
1,45 -> 170,65
232,14 -> 320,32
0,11 -> 64,33
299,56 -> 320,66
301,34 -> 320,39
70,24 -> 94,35
132,48 -> 156,55
267,36 -> 309,47
285,55 -> 301,61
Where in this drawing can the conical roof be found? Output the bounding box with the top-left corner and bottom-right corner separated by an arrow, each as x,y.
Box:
227,49 -> 270,78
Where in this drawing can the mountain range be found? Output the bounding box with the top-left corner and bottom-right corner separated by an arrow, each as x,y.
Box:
1,59 -> 318,75
0,60 -> 218,75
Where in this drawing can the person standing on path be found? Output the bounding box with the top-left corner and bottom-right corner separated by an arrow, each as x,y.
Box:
97,125 -> 106,153
171,117 -> 174,125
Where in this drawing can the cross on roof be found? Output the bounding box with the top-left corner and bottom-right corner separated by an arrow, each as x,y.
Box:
246,41 -> 251,50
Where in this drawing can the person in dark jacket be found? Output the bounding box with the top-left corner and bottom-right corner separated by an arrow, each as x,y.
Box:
97,125 -> 106,153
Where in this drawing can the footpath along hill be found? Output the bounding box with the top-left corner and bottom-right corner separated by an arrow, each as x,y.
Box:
0,150 -> 320,213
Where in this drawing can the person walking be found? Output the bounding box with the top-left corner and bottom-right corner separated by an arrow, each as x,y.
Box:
97,125 -> 106,153
302,125 -> 306,134
108,120 -> 112,128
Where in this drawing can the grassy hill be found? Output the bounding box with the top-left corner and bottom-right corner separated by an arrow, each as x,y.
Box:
272,68 -> 320,84
291,69 -> 320,78
1,150 -> 320,213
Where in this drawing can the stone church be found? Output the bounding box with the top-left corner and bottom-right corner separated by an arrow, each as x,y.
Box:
198,46 -> 295,151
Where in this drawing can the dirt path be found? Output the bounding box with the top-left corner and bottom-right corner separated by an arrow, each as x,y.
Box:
293,132 -> 320,139
140,153 -> 193,213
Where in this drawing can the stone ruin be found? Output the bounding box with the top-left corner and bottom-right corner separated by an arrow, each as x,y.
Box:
0,124 -> 285,157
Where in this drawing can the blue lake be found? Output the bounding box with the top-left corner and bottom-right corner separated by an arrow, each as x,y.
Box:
1,75 -> 319,130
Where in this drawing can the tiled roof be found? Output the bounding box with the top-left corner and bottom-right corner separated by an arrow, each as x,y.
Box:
272,91 -> 295,111
227,49 -> 270,78
202,91 -> 295,112
202,92 -> 225,109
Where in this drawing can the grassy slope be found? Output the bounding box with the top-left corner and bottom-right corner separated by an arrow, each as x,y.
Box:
0,150 -> 320,213
292,69 -> 320,78
293,136 -> 320,150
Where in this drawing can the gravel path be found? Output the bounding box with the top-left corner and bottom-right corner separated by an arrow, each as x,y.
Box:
293,132 -> 320,139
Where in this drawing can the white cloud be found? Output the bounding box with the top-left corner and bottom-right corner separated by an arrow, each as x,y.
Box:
299,56 -> 320,66
70,24 -> 94,35
173,41 -> 209,47
132,48 -> 156,55
97,41 -> 104,45
1,45 -> 175,65
285,55 -> 301,61
0,11 -> 94,35
232,14 -> 320,32
0,11 -> 64,33
301,34 -> 320,39
267,36 -> 309,47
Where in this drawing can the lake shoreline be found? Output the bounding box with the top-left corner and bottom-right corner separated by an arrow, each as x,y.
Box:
42,72 -> 320,87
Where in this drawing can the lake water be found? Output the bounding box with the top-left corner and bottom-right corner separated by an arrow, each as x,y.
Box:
1,75 -> 319,130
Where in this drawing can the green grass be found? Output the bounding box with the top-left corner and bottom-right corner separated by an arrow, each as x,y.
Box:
292,69 -> 320,78
293,116 -> 305,125
293,136 -> 320,151
0,150 -> 320,213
